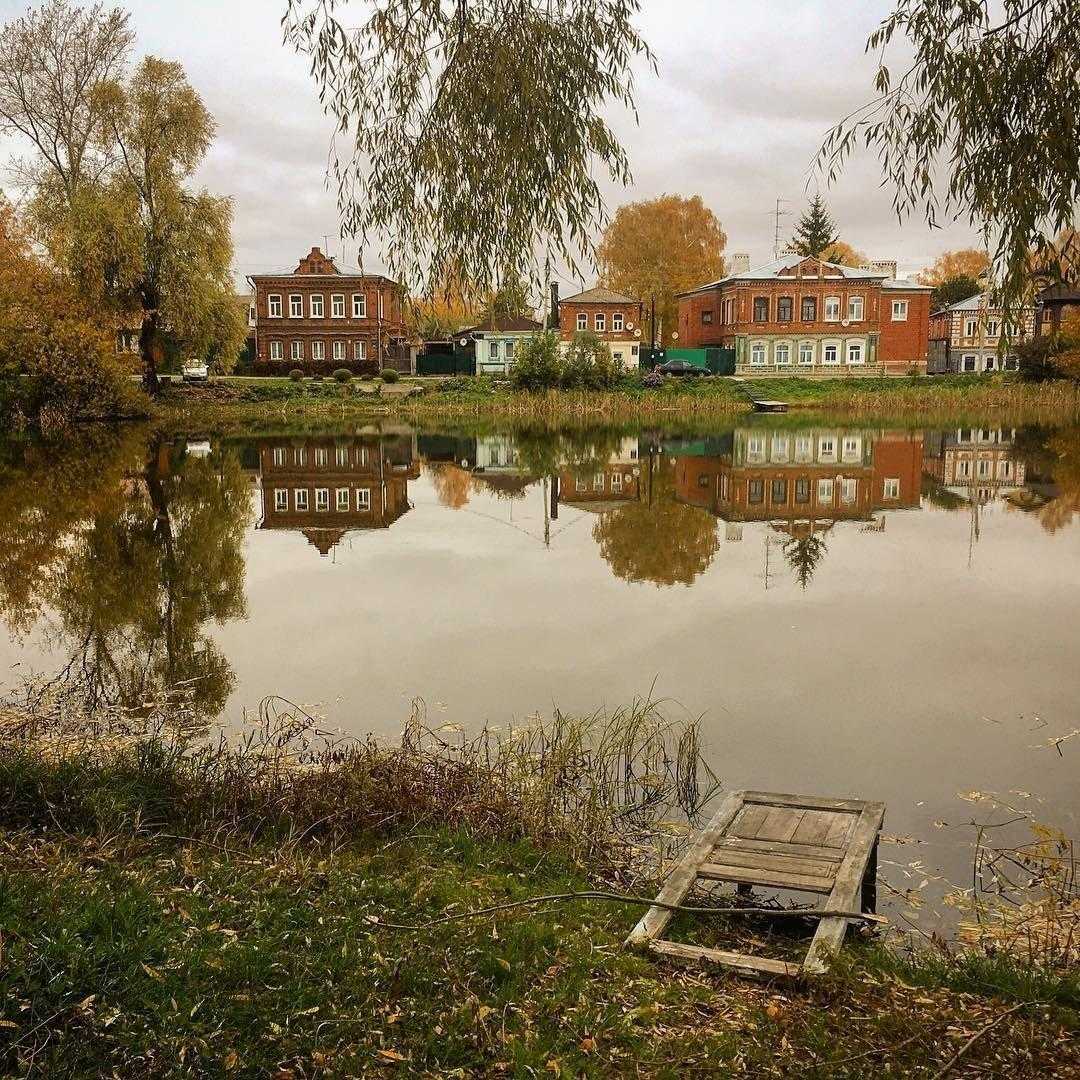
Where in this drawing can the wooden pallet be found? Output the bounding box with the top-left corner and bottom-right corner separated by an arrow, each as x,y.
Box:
626,790 -> 885,978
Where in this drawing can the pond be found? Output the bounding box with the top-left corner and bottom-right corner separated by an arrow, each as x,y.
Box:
1,415 -> 1078,929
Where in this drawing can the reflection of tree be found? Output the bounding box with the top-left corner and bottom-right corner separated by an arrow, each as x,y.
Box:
1037,428 -> 1080,534
782,532 -> 829,590
428,463 -> 473,509
0,433 -> 251,722
592,460 -> 718,587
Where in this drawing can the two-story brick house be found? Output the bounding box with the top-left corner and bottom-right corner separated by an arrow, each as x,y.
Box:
676,255 -> 932,375
927,293 -> 1032,374
557,285 -> 644,371
249,247 -> 412,374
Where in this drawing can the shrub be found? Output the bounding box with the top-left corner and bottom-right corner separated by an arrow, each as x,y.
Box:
332,368 -> 352,383
380,367 -> 400,383
510,331 -> 563,391
288,368 -> 304,382
312,373 -> 324,382
561,331 -> 620,390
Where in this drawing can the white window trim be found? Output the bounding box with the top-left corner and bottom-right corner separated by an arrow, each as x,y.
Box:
846,340 -> 865,365
336,487 -> 350,511
291,340 -> 303,361
352,293 -> 367,318
612,312 -> 624,332
750,340 -> 768,366
269,340 -> 284,361
310,294 -> 325,319
294,489 -> 309,511
883,478 -> 900,499
333,341 -> 346,361
331,294 -> 346,318
798,341 -> 815,366
892,299 -> 909,321
315,487 -> 330,512
817,478 -> 834,503
774,340 -> 792,366
822,340 -> 841,366
311,341 -> 325,361
848,295 -> 864,321
354,340 -> 366,361
824,296 -> 841,322
268,294 -> 282,318
595,313 -> 606,332
289,294 -> 303,318
356,488 -> 371,511
576,312 -> 587,331
274,488 -> 288,511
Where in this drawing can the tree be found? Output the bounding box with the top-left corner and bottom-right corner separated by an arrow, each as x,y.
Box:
929,274 -> 983,311
0,1 -> 133,201
55,57 -> 246,393
819,1 -> 1078,325
561,331 -> 620,390
821,240 -> 867,268
510,331 -> 563,392
790,195 -> 840,258
597,194 -> 726,346
282,0 -> 652,299
477,272 -> 533,327
781,530 -> 829,590
918,248 -> 992,286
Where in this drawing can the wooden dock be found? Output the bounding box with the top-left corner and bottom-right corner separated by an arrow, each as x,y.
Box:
627,790 -> 884,978
750,398 -> 788,413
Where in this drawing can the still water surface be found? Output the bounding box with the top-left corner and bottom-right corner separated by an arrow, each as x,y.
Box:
2,417 -> 1078,925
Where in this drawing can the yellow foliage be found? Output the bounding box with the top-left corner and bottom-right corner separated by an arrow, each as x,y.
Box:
917,248 -> 991,286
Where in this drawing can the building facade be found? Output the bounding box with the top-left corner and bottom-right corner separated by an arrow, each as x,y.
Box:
249,247 -> 412,374
927,293 -> 1032,374
677,255 -> 932,375
922,427 -> 1026,505
557,286 -> 645,371
1035,284 -> 1080,337
461,315 -> 543,376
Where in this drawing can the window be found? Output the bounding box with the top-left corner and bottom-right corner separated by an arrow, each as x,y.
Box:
289,294 -> 303,318
356,488 -> 370,511
750,341 -> 767,366
595,313 -> 606,332
795,477 -> 811,503
724,297 -> 735,323
268,294 -> 282,318
774,342 -> 791,366
270,340 -> 284,361
962,355 -> 977,372
593,472 -> 605,491
771,436 -> 790,461
336,446 -> 349,467
753,296 -> 769,322
883,478 -> 900,499
576,312 -> 587,331
315,447 -> 328,467
985,319 -> 999,338
977,458 -> 991,478
984,355 -> 996,371
747,435 -> 766,463
272,447 -> 287,467
817,478 -> 834,503
701,310 -> 714,325
748,479 -> 764,504
964,317 -> 977,337
841,478 -> 858,504
315,488 -> 330,512
846,341 -> 864,365
612,313 -> 624,331
801,295 -> 817,321
294,489 -> 309,511
891,299 -> 908,321
771,479 -> 788,504
352,293 -> 366,318
823,342 -> 840,365
819,436 -> 837,460
795,436 -> 813,462
842,436 -> 861,462
824,296 -> 841,321
333,341 -> 346,361
312,341 -> 325,362
575,477 -> 587,493
291,340 -> 304,361
488,340 -> 500,359
777,296 -> 793,322
331,294 -> 345,318
294,447 -> 306,466
505,340 -> 515,359
611,472 -> 622,493
354,341 -> 366,362
310,294 -> 324,318
1005,357 -> 1019,371
336,488 -> 350,511
273,489 -> 288,512
999,460 -> 1012,479
848,295 -> 864,321
798,341 -> 815,366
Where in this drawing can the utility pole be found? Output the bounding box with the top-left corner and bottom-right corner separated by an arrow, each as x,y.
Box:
772,197 -> 791,260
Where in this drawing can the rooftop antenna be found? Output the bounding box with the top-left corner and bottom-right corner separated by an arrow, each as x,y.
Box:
773,197 -> 791,260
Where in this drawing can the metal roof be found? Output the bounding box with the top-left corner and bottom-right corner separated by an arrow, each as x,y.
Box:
679,255 -> 931,296
559,285 -> 640,305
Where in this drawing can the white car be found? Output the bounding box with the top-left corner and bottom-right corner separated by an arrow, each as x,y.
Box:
182,361 -> 209,382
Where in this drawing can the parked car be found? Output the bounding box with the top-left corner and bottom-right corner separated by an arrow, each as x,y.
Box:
657,360 -> 703,376
182,361 -> 209,382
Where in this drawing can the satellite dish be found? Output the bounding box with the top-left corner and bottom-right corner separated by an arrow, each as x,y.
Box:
459,338 -> 468,347
634,327 -> 642,338
841,319 -> 850,327
626,321 -> 635,331
671,331 -> 679,341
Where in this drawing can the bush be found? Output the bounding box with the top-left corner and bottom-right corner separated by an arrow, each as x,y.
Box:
288,369 -> 304,382
312,373 -> 324,382
510,331 -> 563,391
561,331 -> 620,390
380,368 -> 400,383
332,368 -> 352,383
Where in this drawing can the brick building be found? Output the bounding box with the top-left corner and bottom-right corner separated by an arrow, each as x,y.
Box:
676,255 -> 932,375
927,292 -> 1031,374
556,285 -> 645,371
249,247 -> 412,374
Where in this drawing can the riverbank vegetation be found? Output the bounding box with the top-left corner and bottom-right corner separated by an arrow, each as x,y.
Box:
2,692 -> 1077,1077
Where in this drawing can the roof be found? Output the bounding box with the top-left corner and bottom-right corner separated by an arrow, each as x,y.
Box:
559,285 -> 640,305
679,255 -> 931,297
460,315 -> 543,334
938,293 -> 989,313
1038,284 -> 1080,303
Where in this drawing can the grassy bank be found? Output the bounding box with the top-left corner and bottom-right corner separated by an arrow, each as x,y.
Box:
154,373 -> 1080,427
2,701 -> 1077,1078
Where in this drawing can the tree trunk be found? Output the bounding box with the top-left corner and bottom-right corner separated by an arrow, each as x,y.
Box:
140,304 -> 161,397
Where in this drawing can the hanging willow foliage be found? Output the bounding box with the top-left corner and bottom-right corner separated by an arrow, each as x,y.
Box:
282,0 -> 653,302
818,0 -> 1080,328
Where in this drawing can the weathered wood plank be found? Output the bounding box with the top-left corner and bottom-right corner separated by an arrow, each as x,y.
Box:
713,837 -> 844,862
742,791 -> 868,813
757,806 -> 806,843
804,803 -> 885,974
703,846 -> 839,880
650,939 -> 801,978
791,811 -> 839,846
731,803 -> 769,839
697,862 -> 835,894
822,813 -> 856,849
625,791 -> 745,946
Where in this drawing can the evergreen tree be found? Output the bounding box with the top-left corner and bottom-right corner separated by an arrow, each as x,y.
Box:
791,195 -> 840,258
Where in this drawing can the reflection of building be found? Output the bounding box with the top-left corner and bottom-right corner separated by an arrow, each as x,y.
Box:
923,428 -> 1026,504
928,293 -> 1031,374
674,429 -> 923,524
256,436 -> 412,555
558,439 -> 641,512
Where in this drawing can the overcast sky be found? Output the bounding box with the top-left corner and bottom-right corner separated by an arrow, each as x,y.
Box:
2,0 -> 985,287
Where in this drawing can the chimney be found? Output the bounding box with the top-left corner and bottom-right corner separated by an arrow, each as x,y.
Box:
728,253 -> 751,276
861,259 -> 898,280
548,281 -> 560,329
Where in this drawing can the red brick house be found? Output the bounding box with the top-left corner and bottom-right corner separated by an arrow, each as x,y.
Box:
557,285 -> 644,371
677,255 -> 932,375
249,247 -> 413,374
